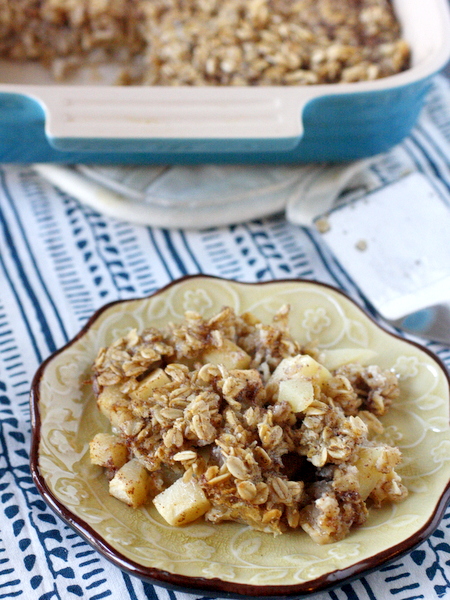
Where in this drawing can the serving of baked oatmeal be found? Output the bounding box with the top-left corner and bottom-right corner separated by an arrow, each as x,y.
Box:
0,0 -> 410,84
90,305 -> 407,545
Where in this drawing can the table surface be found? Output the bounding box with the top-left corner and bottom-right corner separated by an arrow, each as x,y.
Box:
0,75 -> 450,600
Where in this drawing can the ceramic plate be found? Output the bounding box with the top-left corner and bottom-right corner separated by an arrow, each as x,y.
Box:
30,276 -> 450,598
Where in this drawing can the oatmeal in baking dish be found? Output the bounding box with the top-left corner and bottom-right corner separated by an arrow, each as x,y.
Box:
90,305 -> 407,545
0,0 -> 410,85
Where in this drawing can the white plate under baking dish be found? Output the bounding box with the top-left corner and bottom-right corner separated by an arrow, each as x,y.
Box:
0,0 -> 450,164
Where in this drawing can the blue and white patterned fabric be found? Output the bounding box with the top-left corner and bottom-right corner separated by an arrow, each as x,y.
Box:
1,75 -> 450,600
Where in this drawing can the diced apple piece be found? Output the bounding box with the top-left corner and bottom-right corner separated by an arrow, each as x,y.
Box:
270,355 -> 331,387
109,459 -> 151,508
153,477 -> 211,526
96,384 -> 142,432
202,339 -> 251,370
268,355 -> 331,407
354,446 -> 388,500
320,348 -> 378,371
97,384 -> 128,419
89,433 -> 128,469
130,368 -> 171,401
278,378 -> 315,412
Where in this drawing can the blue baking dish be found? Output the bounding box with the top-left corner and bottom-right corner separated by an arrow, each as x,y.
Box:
0,0 -> 449,164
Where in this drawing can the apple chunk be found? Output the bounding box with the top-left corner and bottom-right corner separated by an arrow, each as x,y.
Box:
278,378 -> 315,412
97,384 -> 128,419
271,355 -> 331,386
354,446 -> 390,500
202,339 -> 251,370
89,433 -> 128,470
109,459 -> 152,508
153,477 -> 211,526
130,368 -> 171,401
269,354 -> 331,411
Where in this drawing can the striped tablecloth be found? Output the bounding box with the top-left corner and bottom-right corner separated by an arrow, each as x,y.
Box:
0,75 -> 449,600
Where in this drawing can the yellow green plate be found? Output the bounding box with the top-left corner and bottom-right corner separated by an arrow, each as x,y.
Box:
30,276 -> 450,598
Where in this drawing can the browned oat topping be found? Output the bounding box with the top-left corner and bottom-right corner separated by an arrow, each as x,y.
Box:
0,0 -> 410,85
89,305 -> 408,544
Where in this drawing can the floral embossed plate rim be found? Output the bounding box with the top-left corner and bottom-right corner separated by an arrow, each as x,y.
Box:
30,275 -> 450,599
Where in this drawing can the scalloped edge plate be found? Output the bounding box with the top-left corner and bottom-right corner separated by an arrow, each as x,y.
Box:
30,276 -> 450,599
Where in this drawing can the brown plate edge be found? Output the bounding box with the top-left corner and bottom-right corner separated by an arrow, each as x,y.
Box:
29,274 -> 450,599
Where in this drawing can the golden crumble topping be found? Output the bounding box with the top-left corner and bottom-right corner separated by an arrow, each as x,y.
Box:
0,0 -> 410,84
89,305 -> 407,544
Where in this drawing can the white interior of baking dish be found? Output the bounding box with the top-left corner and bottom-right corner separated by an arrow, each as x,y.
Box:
0,0 -> 449,142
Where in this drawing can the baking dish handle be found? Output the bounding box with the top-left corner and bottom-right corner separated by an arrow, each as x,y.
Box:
28,86 -> 309,153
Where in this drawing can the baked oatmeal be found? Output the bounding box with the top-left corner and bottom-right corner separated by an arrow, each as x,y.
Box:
0,0 -> 410,84
90,305 -> 407,544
